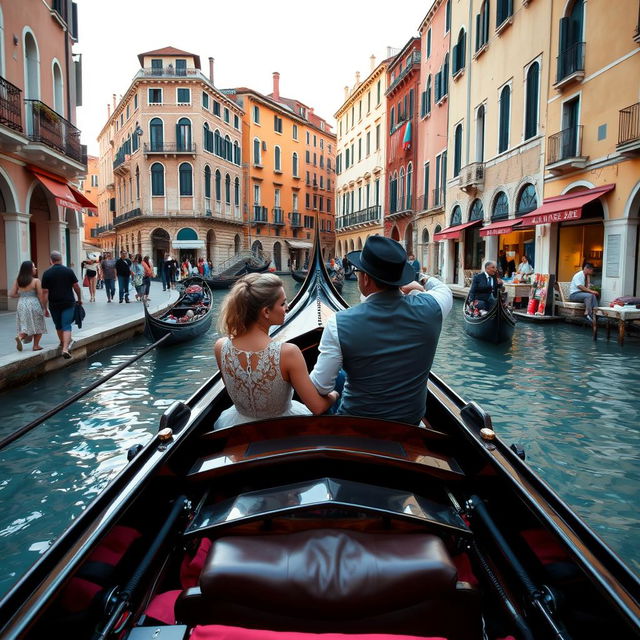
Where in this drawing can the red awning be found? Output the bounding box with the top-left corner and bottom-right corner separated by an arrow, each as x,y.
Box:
479,218 -> 523,237
519,184 -> 615,226
68,185 -> 97,211
433,219 -> 481,241
30,168 -> 97,212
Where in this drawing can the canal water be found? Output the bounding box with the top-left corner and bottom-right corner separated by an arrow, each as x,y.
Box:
0,276 -> 638,598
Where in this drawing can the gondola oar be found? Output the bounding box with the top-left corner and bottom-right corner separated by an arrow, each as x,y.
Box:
0,333 -> 170,451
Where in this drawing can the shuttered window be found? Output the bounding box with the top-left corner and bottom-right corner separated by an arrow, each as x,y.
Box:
498,85 -> 510,153
524,62 -> 539,140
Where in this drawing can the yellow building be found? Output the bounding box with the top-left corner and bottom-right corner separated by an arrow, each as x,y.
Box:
79,155 -> 100,251
334,56 -> 390,257
96,47 -> 245,268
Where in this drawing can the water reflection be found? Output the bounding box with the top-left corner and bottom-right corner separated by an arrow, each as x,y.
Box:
0,278 -> 637,597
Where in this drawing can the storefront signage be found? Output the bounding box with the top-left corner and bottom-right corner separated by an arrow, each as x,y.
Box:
527,208 -> 581,225
606,234 -> 621,278
481,226 -> 515,237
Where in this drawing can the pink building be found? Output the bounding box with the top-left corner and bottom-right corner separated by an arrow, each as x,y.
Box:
0,0 -> 88,310
415,0 -> 450,275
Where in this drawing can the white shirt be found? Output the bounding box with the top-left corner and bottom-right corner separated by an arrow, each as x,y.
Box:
310,277 -> 453,395
570,270 -> 586,295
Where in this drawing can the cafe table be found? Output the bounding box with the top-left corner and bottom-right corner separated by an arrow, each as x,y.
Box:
592,306 -> 640,346
502,282 -> 531,307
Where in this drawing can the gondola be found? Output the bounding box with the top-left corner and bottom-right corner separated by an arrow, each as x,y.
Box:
1,233 -> 638,640
290,267 -> 307,283
463,294 -> 516,344
344,265 -> 356,280
144,279 -> 213,346
291,266 -> 343,293
200,255 -> 271,289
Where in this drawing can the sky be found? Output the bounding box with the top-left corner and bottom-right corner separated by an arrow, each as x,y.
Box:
75,0 -> 434,155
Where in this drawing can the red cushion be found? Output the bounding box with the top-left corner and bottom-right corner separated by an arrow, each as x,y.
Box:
145,590 -> 181,625
181,538 -> 212,589
520,529 -> 569,566
58,577 -> 102,613
89,525 -> 142,566
190,625 -> 447,640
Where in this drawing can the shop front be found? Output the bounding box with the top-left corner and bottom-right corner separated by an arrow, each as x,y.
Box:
434,206 -> 481,284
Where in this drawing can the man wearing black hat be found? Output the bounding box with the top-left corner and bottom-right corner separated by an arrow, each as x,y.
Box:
310,235 -> 452,425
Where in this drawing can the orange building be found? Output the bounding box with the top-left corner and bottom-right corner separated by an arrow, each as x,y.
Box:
79,155 -> 100,250
229,74 -> 336,270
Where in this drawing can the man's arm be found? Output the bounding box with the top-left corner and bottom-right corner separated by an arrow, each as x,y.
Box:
422,276 -> 453,318
309,315 -> 343,394
73,282 -> 83,303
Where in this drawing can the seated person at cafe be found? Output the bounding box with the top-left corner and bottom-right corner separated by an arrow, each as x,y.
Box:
516,255 -> 534,276
569,262 -> 599,322
468,261 -> 504,311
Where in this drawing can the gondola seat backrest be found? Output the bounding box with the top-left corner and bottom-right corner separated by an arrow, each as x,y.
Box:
175,529 -> 482,640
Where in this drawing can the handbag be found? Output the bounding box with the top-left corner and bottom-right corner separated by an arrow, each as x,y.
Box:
133,273 -> 143,287
82,275 -> 89,287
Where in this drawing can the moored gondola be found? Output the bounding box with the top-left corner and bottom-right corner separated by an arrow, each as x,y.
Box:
463,294 -> 516,344
1,233 -> 638,640
144,279 -> 213,346
290,267 -> 307,283
291,266 -> 343,293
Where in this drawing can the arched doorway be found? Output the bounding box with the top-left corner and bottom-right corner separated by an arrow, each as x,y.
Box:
176,227 -> 199,264
465,199 -> 484,271
357,237 -> 363,250
151,228 -> 170,269
273,241 -> 282,271
252,240 -> 263,255
391,226 -> 400,242
206,229 -> 216,266
349,239 -> 355,252
64,207 -> 80,270
404,223 -> 414,255
28,184 -> 53,273
234,234 -> 241,255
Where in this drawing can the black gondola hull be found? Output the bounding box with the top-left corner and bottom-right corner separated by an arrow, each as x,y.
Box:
463,297 -> 516,344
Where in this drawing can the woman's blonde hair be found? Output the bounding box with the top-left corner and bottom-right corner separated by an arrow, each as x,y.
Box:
218,273 -> 284,337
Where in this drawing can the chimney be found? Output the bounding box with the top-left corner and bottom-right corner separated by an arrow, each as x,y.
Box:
272,71 -> 280,100
344,85 -> 349,100
112,93 -> 116,109
370,54 -> 376,71
209,57 -> 214,84
355,71 -> 361,85
107,104 -> 111,118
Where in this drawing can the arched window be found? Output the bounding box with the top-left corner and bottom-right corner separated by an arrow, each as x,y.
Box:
443,53 -> 449,96
469,198 -> 484,221
23,30 -> 39,101
149,118 -> 163,151
234,177 -> 240,205
492,191 -> 509,220
453,123 -> 463,176
176,118 -> 191,151
525,62 -> 539,140
516,184 -> 537,215
426,75 -> 431,114
253,138 -> 261,165
450,205 -> 462,226
135,166 -> 140,199
150,162 -> 164,196
558,0 -> 584,80
225,135 -> 231,161
292,152 -> 299,177
475,104 -> 485,162
498,85 -> 510,153
406,162 -> 413,209
52,60 -> 64,116
389,174 -> 398,214
177,227 -> 198,241
225,173 -> 231,204
214,129 -> 221,156
204,165 -> 211,199
422,228 -> 430,243
215,169 -> 221,201
179,162 -> 193,196
233,140 -> 240,165
274,145 -> 281,171
399,167 -> 405,211
476,1 -> 490,51
453,28 -> 466,75
203,122 -> 212,152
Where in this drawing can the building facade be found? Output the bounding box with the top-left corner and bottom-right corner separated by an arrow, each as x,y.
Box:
95,48 -> 244,269
79,155 -> 100,250
384,38 -> 421,253
415,0 -> 450,276
0,0 -> 87,310
334,57 -> 389,257
230,74 -> 336,270
438,0 -> 550,285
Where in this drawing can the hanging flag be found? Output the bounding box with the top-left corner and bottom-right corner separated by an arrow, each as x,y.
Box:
402,120 -> 412,151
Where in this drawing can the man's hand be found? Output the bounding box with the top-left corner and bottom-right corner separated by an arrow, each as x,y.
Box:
400,281 -> 425,295
497,277 -> 503,286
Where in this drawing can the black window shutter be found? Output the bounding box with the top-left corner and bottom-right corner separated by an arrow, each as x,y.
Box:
476,14 -> 481,50
558,17 -> 569,78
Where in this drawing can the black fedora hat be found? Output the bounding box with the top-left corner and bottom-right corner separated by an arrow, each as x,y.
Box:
347,236 -> 415,286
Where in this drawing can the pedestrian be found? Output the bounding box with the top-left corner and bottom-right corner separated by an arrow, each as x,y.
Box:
203,259 -> 211,278
9,260 -> 48,352
130,254 -> 145,302
100,251 -> 117,302
142,255 -> 153,302
96,254 -> 104,290
82,253 -> 98,302
161,252 -> 169,291
115,250 -> 132,303
165,255 -> 178,289
41,250 -> 82,359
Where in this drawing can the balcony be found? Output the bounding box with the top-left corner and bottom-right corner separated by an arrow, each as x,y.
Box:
143,142 -> 196,155
272,207 -> 285,225
555,42 -> 585,89
459,162 -> 485,193
546,126 -> 587,175
114,208 -> 143,226
387,196 -> 414,220
0,76 -> 23,133
336,205 -> 381,231
252,205 -> 268,224
23,99 -> 86,172
91,224 -> 114,237
617,103 -> 640,155
137,67 -> 207,80
386,52 -> 421,95
431,188 -> 444,210
290,212 -> 302,228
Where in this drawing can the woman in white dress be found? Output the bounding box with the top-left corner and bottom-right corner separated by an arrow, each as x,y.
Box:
9,260 -> 48,351
214,273 -> 339,429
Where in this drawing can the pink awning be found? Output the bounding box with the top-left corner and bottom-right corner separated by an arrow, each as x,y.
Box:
433,219 -> 481,241
32,172 -> 82,211
519,184 -> 615,226
479,218 -> 523,237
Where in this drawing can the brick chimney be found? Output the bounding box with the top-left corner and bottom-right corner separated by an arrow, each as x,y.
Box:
370,54 -> 376,71
344,85 -> 349,100
272,71 -> 280,100
209,57 -> 214,84
107,103 -> 111,118
355,71 -> 361,85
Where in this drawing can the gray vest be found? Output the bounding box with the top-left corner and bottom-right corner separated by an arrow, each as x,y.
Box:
336,290 -> 443,425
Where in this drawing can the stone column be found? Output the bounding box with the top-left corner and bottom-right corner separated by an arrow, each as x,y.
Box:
2,212 -> 31,311
483,235 -> 498,265
601,217 -> 639,303
441,239 -> 455,283
67,225 -> 82,275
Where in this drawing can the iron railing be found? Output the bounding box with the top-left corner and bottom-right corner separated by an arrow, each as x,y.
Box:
92,224 -> 114,237
386,51 -> 421,94
25,99 -> 85,164
143,142 -> 196,153
432,188 -> 443,208
547,126 -> 583,164
556,42 -> 585,82
0,76 -> 22,132
139,67 -> 203,78
114,208 -> 142,226
252,205 -> 268,223
336,205 -> 381,230
272,207 -> 284,225
618,103 -> 640,146
290,212 -> 302,228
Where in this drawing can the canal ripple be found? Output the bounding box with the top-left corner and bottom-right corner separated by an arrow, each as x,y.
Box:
0,277 -> 637,598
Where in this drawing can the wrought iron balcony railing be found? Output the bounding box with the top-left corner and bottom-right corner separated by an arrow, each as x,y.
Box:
556,42 -> 585,83
272,207 -> 284,225
336,205 -> 381,230
386,52 -> 421,95
547,126 -> 583,164
290,212 -> 302,228
143,142 -> 196,153
91,224 -> 114,237
0,76 -> 23,132
25,99 -> 85,164
252,205 -> 268,223
114,208 -> 142,226
618,103 -> 640,146
432,188 -> 443,208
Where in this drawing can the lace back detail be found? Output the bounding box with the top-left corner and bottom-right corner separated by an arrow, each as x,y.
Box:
220,338 -> 293,419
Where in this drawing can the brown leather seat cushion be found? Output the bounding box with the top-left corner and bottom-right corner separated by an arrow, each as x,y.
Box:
200,529 -> 457,619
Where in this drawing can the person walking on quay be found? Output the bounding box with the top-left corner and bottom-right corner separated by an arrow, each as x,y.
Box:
100,251 -> 117,302
115,250 -> 132,303
41,251 -> 82,359
570,262 -> 599,322
9,260 -> 48,352
142,255 -> 153,302
407,252 -> 421,282
165,255 -> 178,290
131,254 -> 145,302
82,254 -> 98,303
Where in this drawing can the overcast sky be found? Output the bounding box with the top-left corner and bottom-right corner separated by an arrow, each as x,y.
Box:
75,0 -> 434,155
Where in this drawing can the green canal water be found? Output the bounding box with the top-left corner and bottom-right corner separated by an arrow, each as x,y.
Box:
0,276 -> 638,598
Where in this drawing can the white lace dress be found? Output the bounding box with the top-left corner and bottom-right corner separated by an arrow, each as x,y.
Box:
214,338 -> 311,429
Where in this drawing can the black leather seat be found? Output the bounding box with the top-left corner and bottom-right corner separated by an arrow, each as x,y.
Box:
175,529 -> 482,640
